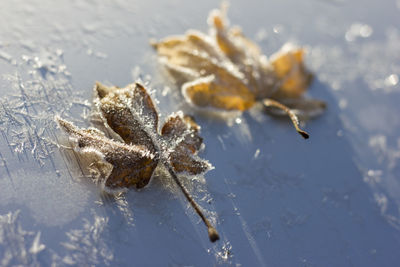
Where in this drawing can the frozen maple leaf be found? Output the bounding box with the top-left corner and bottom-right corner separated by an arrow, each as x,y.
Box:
152,4 -> 326,139
56,82 -> 219,242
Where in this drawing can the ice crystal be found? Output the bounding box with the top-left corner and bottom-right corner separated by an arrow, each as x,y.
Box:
60,213 -> 113,266
0,210 -> 45,267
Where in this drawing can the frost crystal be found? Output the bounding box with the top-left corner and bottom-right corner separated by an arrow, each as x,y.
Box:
0,49 -> 86,167
0,210 -> 45,267
60,213 -> 113,266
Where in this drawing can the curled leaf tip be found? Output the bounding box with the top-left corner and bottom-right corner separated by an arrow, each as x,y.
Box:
95,82 -> 112,99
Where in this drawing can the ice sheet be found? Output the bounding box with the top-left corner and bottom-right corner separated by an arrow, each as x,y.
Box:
0,0 -> 399,266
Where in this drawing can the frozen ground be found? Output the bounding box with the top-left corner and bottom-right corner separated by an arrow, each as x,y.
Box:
0,0 -> 399,266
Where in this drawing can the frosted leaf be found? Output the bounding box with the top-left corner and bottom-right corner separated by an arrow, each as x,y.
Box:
58,82 -> 213,191
152,5 -> 325,138
57,82 -> 218,242
57,82 -> 213,189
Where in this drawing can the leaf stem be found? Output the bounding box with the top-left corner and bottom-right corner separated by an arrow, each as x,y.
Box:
165,163 -> 220,242
263,98 -> 309,139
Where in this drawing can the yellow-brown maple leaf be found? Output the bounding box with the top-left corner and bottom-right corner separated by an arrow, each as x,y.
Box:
152,5 -> 326,139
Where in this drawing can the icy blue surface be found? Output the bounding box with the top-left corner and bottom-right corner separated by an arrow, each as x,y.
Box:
0,0 -> 400,266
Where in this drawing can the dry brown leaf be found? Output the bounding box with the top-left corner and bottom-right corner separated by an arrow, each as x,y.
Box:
152,4 -> 326,138
56,82 -> 219,242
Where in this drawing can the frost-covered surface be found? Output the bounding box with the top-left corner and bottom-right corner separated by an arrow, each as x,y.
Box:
0,210 -> 45,266
0,0 -> 399,266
